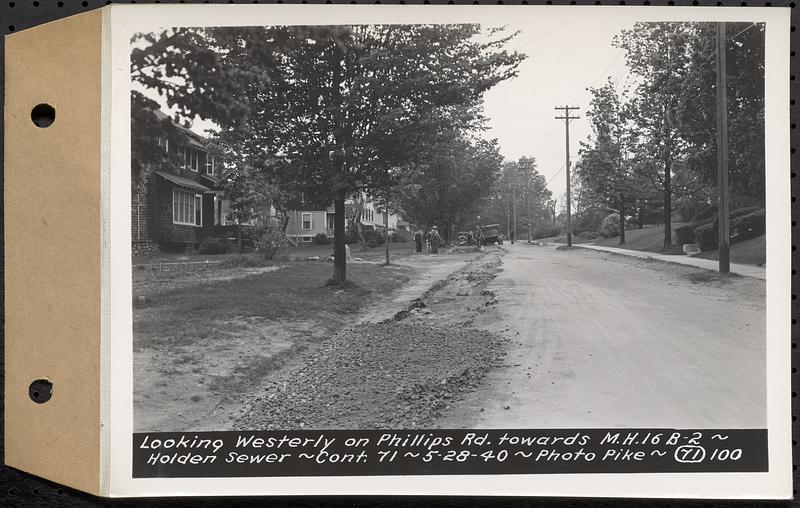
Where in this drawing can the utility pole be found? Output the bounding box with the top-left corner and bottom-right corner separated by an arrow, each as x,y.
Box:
715,22 -> 730,274
555,105 -> 580,247
506,195 -> 510,239
512,187 -> 517,243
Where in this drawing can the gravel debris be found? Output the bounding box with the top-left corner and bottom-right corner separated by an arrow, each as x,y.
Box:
233,321 -> 507,430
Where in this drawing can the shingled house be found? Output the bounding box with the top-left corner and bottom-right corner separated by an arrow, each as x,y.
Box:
132,110 -> 233,256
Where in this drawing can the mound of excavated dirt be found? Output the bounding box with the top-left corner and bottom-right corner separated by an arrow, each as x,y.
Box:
233,321 -> 507,430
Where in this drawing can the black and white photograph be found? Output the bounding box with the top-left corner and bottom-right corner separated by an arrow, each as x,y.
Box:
130,10 -> 770,430
119,5 -> 789,492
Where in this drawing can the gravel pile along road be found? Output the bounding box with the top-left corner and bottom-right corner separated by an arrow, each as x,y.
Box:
234,320 -> 508,430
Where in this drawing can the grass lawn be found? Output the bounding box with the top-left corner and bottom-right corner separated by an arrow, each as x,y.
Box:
592,224 -> 766,266
695,235 -> 766,266
287,241 -> 419,261
591,224 -> 685,255
133,259 -> 412,431
133,261 -> 411,350
132,241 -> 420,266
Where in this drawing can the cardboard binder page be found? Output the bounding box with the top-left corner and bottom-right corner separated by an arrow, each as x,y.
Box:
106,4 -> 791,498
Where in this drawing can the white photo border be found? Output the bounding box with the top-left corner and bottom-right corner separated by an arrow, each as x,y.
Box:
105,4 -> 792,498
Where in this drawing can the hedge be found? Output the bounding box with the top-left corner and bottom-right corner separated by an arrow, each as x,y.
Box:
676,206 -> 762,247
734,210 -> 766,241
198,236 -> 228,254
313,232 -> 330,245
694,209 -> 765,251
694,223 -> 718,251
675,223 -> 701,245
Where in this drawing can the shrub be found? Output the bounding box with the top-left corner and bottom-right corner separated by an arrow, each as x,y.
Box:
690,205 -> 717,223
533,226 -> 561,240
677,206 -> 762,246
692,208 -> 765,251
344,228 -> 360,244
392,230 -> 412,243
363,229 -> 385,247
694,222 -> 718,251
198,236 -> 227,254
254,223 -> 289,260
598,213 -> 621,238
313,232 -> 331,245
733,210 -> 765,240
675,223 -> 701,245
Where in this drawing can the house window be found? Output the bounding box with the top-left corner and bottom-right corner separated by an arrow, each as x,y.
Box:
302,236 -> 312,243
157,136 -> 169,153
327,214 -> 335,231
173,189 -> 202,226
177,146 -> 187,168
204,154 -> 215,176
190,149 -> 200,172
302,213 -> 312,230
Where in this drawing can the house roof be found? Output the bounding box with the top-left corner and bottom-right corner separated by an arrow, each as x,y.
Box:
152,109 -> 207,149
154,170 -> 211,192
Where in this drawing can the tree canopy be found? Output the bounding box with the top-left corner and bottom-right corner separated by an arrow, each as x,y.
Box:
132,24 -> 524,281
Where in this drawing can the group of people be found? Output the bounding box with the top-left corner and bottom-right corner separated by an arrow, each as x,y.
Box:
413,226 -> 442,254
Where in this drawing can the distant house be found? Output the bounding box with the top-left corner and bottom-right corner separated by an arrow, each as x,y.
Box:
285,198 -> 401,244
132,109 -> 238,256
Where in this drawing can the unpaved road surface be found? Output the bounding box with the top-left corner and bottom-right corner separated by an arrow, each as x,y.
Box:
437,243 -> 766,429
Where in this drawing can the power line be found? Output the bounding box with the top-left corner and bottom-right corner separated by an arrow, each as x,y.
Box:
700,22 -> 759,66
546,161 -> 567,188
510,21 -> 570,52
590,47 -> 625,89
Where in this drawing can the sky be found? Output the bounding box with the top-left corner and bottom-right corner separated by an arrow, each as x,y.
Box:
479,17 -> 635,203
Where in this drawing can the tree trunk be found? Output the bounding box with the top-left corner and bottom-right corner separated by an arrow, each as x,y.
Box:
663,159 -> 672,249
333,195 -> 347,283
638,206 -> 644,229
618,199 -> 626,245
280,211 -> 290,233
236,226 -> 242,254
384,195 -> 389,265
358,221 -> 366,251
527,199 -> 532,243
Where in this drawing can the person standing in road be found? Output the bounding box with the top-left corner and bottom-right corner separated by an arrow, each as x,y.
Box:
414,228 -> 423,253
430,226 -> 441,254
510,230 -> 515,244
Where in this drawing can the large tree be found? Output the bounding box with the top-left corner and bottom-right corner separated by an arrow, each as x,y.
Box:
133,24 -> 524,282
613,22 -> 765,248
397,130 -> 504,239
578,81 -> 640,244
614,23 -> 693,248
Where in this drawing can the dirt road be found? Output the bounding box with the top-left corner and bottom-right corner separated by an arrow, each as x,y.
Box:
437,243 -> 766,429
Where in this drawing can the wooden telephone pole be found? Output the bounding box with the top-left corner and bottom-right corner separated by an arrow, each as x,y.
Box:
715,22 -> 730,274
555,105 -> 580,247
512,187 -> 517,243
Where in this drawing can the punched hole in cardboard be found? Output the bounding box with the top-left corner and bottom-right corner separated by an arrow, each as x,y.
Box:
31,103 -> 55,128
29,379 -> 52,404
